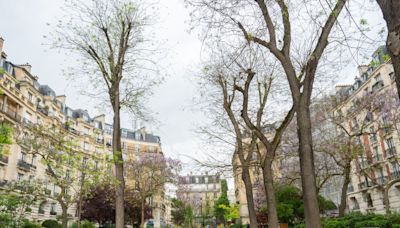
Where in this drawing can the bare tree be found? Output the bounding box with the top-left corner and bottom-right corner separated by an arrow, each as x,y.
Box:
125,153 -> 181,228
312,95 -> 368,216
50,1 -> 159,226
187,0 -> 349,226
376,0 -> 400,99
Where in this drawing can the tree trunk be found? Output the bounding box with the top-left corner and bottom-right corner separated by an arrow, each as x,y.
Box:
241,167 -> 258,228
383,186 -> 391,214
339,164 -> 351,217
61,202 -> 68,228
376,0 -> 400,99
77,174 -> 86,228
77,195 -> 82,228
263,160 -> 279,228
112,88 -> 125,228
140,199 -> 146,228
297,104 -> 321,228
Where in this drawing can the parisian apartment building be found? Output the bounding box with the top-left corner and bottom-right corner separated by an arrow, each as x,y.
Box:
334,46 -> 400,213
0,37 -> 168,227
177,173 -> 222,226
231,46 -> 400,219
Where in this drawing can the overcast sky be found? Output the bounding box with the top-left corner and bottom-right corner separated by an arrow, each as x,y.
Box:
0,0 -> 386,176
0,0 -> 210,170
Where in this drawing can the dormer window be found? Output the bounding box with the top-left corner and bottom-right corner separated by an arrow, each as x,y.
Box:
374,74 -> 381,81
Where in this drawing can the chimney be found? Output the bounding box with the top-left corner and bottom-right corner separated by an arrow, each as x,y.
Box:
56,95 -> 66,104
20,63 -> 32,73
0,37 -> 6,60
357,65 -> 368,77
0,37 -> 3,55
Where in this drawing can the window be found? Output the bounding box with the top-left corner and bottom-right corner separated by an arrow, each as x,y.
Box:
390,72 -> 395,81
366,112 -> 374,122
83,127 -> 90,135
366,193 -> 374,208
65,170 -> 70,180
387,137 -> 395,149
20,153 -> 26,162
17,173 -> 24,181
38,201 -> 46,214
392,162 -> 400,178
83,141 -> 89,151
369,126 -> 377,142
350,197 -> 360,210
373,146 -> 379,159
31,155 -> 37,167
106,139 -> 112,147
374,74 -> 382,81
355,137 -> 362,145
27,92 -> 33,101
377,168 -> 385,184
121,129 -> 128,138
24,112 -> 32,122
50,203 -> 56,214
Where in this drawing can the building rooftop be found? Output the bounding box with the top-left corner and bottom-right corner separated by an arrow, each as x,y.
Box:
0,37 -> 160,143
335,45 -> 389,102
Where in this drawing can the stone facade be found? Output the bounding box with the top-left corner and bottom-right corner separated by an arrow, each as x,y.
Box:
0,37 -> 166,226
177,173 -> 221,227
334,46 -> 400,214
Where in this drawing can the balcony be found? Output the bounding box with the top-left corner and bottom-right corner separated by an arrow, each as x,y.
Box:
386,147 -> 397,158
0,103 -> 22,123
37,105 -> 49,116
393,171 -> 400,180
372,80 -> 384,93
64,125 -> 79,136
95,138 -> 104,144
22,118 -> 33,126
383,124 -> 393,135
372,154 -> 383,164
50,210 -> 57,216
0,156 -> 8,165
17,160 -> 31,171
0,180 -> 8,188
376,176 -> 386,185
44,189 -> 51,195
358,181 -> 372,191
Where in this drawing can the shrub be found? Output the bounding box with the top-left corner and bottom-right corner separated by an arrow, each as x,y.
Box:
323,219 -> 350,228
354,220 -> 388,228
42,219 -> 62,228
70,220 -> 95,228
22,219 -> 41,228
293,224 -> 306,228
321,212 -> 400,228
387,213 -> 400,224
